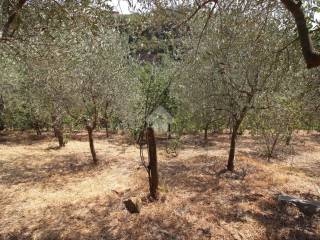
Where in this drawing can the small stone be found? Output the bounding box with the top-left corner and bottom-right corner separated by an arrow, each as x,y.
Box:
123,197 -> 142,214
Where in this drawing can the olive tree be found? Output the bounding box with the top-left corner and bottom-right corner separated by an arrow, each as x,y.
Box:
249,97 -> 303,160
60,27 -> 128,164
174,56 -> 226,142
117,61 -> 176,199
4,1 -> 127,156
132,0 -> 320,69
181,2 -> 294,171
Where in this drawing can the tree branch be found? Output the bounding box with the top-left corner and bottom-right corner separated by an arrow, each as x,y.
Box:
176,0 -> 217,28
281,0 -> 320,68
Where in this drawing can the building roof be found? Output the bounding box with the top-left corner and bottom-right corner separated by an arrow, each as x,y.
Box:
147,105 -> 173,124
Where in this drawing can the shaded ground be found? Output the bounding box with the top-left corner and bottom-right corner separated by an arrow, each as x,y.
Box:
0,131 -> 319,240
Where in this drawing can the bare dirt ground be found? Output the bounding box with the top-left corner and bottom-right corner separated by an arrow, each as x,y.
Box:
0,131 -> 319,240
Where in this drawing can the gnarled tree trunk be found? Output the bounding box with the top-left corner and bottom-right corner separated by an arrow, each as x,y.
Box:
146,127 -> 158,200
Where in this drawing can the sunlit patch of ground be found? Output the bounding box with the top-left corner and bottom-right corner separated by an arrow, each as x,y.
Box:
0,131 -> 319,239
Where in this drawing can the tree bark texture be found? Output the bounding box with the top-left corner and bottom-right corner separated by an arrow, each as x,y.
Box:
227,122 -> 241,171
146,127 -> 159,200
281,0 -> 320,68
87,126 -> 98,164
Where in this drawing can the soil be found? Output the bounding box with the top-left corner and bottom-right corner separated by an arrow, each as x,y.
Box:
0,131 -> 319,240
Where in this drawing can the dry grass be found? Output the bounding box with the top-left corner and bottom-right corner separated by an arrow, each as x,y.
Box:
0,131 -> 319,240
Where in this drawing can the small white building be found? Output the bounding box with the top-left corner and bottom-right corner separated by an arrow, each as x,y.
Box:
147,106 -> 173,135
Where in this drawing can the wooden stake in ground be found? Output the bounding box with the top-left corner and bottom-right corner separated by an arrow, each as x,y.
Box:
146,127 -> 158,200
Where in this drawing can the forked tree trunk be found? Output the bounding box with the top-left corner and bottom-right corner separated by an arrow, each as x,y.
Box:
87,126 -> 98,164
146,127 -> 158,200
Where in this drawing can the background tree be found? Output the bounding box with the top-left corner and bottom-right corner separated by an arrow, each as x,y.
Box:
174,55 -> 226,143
62,26 -> 128,164
132,0 -> 320,69
249,97 -> 304,160
178,1 -> 295,171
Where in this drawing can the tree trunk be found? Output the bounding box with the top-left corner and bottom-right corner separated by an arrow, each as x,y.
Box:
267,133 -> 280,161
281,0 -> 320,68
146,127 -> 158,200
34,123 -> 41,136
53,126 -> 65,148
87,126 -> 98,164
285,132 -> 292,146
204,125 -> 208,142
36,128 -> 41,136
167,123 -> 171,139
227,124 -> 240,171
0,95 -> 4,131
52,114 -> 65,147
103,101 -> 109,137
105,120 -> 109,138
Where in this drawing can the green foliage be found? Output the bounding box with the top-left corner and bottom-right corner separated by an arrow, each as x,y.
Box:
248,96 -> 303,158
118,60 -> 176,134
0,0 -> 319,144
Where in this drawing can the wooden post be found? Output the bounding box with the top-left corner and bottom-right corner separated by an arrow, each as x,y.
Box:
146,127 -> 158,200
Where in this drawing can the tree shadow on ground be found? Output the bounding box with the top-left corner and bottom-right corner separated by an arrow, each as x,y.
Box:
70,131 -> 131,145
0,131 -> 49,145
160,155 -> 222,193
159,154 -> 256,193
0,153 -> 107,186
247,197 -> 320,240
0,196 -> 119,240
158,154 -> 320,239
177,133 -> 229,149
292,161 -> 320,178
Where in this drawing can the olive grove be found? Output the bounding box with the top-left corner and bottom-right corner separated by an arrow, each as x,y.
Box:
0,0 -> 319,201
